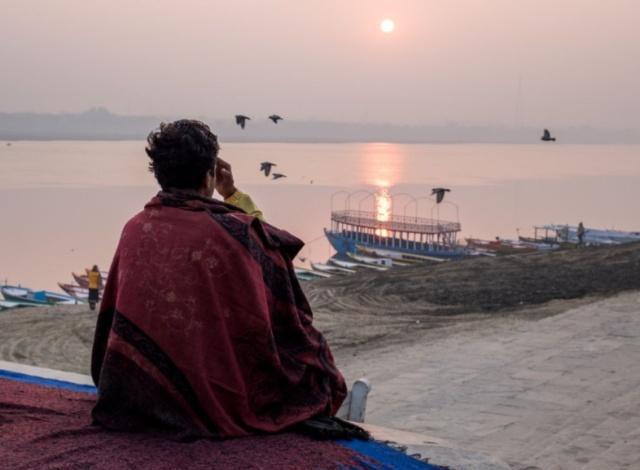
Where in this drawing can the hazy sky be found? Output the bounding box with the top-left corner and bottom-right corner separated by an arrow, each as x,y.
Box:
1,0 -> 639,127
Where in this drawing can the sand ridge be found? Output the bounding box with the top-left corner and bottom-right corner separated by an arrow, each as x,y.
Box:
1,242 -> 640,373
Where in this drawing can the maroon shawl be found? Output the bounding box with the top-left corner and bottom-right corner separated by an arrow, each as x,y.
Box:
91,191 -> 346,439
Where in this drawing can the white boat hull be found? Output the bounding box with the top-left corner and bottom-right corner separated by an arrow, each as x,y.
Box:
311,262 -> 355,274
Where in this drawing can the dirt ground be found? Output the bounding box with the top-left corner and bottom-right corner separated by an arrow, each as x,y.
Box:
1,242 -> 639,375
306,241 -> 640,351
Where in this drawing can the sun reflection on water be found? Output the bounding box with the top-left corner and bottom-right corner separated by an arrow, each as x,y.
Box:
376,187 -> 391,222
375,187 -> 391,237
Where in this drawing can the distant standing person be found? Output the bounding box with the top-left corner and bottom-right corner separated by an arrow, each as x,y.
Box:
577,222 -> 586,246
88,265 -> 102,310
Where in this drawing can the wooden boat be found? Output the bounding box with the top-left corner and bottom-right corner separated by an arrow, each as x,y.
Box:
1,285 -> 77,306
294,267 -> 331,280
324,204 -> 465,261
346,252 -> 393,268
518,235 -> 558,245
354,245 -> 441,265
310,262 -> 356,275
543,224 -> 640,245
294,272 -> 315,281
358,246 -> 448,263
0,300 -> 25,310
517,239 -> 561,251
57,283 -> 101,301
328,258 -> 387,272
465,238 -> 536,255
72,272 -> 90,288
467,249 -> 497,257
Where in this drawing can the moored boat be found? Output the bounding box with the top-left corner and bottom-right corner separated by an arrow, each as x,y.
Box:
0,300 -> 25,310
356,245 -> 447,263
57,283 -> 99,301
346,252 -> 394,268
465,238 -> 537,255
1,285 -> 78,306
72,272 -> 90,288
328,257 -> 387,271
324,191 -> 465,261
310,262 -> 356,275
354,246 -> 417,266
294,267 -> 332,280
517,239 -> 561,251
544,224 -> 640,246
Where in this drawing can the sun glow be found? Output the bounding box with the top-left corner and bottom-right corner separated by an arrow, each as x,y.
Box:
375,188 -> 391,237
376,187 -> 391,222
380,19 -> 395,34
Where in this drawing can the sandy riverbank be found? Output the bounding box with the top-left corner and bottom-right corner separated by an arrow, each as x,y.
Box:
3,242 -> 640,374
1,243 -> 640,468
307,241 -> 640,352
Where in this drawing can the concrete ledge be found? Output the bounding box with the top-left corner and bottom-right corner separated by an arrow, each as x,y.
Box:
0,360 -> 94,385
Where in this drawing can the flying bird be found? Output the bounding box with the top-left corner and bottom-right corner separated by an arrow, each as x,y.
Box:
272,173 -> 287,180
431,187 -> 451,204
541,128 -> 556,142
268,114 -> 283,124
260,161 -> 276,177
235,115 -> 251,129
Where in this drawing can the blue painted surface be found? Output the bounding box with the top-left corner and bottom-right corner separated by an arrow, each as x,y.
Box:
324,229 -> 465,259
1,368 -> 441,469
0,369 -> 96,394
340,439 -> 444,469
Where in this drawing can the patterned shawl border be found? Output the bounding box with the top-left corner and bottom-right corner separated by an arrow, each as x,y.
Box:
110,309 -> 219,434
104,330 -> 207,431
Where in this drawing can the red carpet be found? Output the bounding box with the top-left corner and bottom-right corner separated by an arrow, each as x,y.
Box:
0,378 -> 370,469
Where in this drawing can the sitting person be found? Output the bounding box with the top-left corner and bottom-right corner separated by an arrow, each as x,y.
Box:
91,120 -> 353,440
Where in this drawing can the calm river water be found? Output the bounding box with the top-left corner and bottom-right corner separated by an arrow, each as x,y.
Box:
1,141 -> 639,290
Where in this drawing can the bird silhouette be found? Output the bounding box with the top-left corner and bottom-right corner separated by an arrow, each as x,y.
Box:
541,129 -> 556,142
272,173 -> 287,180
235,115 -> 251,129
260,161 -> 276,177
268,114 -> 283,124
431,187 -> 451,204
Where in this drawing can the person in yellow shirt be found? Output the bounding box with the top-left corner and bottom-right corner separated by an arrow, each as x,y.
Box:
216,158 -> 264,221
87,265 -> 102,311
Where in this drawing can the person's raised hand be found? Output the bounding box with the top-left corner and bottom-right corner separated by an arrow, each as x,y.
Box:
215,158 -> 237,199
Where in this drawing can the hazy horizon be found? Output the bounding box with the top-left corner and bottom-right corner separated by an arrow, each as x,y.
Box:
2,1 -> 639,129
2,107 -> 640,143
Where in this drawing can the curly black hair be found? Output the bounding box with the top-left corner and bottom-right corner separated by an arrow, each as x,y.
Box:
146,119 -> 219,190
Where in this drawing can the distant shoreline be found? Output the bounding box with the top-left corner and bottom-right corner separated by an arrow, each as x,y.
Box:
2,108 -> 639,144
3,137 -> 640,145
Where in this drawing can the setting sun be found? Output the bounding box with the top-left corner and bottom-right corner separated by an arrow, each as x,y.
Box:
380,18 -> 395,34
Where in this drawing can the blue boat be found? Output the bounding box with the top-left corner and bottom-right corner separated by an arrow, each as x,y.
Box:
0,285 -> 78,307
324,209 -> 466,260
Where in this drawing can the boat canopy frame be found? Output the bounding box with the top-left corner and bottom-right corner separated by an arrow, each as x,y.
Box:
330,209 -> 461,247
328,189 -> 463,252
